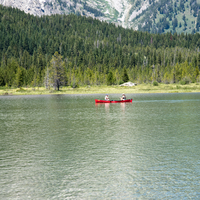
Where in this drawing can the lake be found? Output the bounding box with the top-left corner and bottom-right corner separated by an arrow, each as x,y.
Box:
0,93 -> 200,199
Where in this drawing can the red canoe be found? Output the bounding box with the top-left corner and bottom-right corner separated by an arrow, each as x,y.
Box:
95,99 -> 132,103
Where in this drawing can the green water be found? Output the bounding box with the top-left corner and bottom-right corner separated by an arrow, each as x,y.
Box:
0,93 -> 200,199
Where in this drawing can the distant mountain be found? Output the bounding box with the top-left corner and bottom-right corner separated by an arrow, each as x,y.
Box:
1,0 -> 200,34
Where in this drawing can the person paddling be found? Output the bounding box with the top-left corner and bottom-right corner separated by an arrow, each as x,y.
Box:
105,94 -> 110,101
121,93 -> 126,100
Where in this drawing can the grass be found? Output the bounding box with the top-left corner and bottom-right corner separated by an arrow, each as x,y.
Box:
1,83 -> 200,96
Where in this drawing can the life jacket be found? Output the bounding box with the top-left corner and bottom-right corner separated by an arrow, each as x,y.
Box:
122,95 -> 126,100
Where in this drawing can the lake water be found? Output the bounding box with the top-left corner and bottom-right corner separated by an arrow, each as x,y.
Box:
0,93 -> 200,199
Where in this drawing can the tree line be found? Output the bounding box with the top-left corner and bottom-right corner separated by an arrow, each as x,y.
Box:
0,5 -> 200,89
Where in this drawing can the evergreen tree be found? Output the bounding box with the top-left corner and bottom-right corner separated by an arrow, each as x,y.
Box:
44,67 -> 50,89
198,53 -> 200,70
15,67 -> 24,87
107,71 -> 114,85
122,67 -> 129,83
4,58 -> 19,87
49,51 -> 65,90
195,66 -> 199,79
0,68 -> 5,86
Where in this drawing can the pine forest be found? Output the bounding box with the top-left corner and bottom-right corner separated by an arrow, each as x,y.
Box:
1,5 -> 200,90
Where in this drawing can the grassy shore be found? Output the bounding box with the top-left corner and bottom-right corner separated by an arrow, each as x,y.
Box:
0,83 -> 200,96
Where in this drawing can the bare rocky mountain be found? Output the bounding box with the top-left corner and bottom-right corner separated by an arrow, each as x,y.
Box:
1,0 -> 200,34
0,0 -> 141,29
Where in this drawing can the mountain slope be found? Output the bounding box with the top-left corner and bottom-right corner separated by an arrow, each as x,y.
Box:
1,0 -> 200,34
1,5 -> 200,88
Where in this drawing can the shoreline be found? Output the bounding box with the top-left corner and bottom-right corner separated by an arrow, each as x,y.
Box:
1,83 -> 200,96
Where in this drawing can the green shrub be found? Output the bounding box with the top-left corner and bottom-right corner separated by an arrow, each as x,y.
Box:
153,81 -> 158,86
71,82 -> 79,88
119,80 -> 124,85
16,87 -> 25,92
180,80 -> 186,85
191,78 -> 196,83
180,78 -> 190,85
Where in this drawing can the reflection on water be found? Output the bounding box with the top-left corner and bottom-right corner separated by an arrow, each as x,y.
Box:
105,103 -> 110,112
1,93 -> 200,199
95,102 -> 110,112
120,102 -> 125,112
95,101 -> 130,113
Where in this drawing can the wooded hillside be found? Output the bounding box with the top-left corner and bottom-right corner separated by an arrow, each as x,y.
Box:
0,5 -> 200,88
